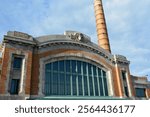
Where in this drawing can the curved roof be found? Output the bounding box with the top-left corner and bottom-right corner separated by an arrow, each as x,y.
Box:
34,31 -> 91,44
35,34 -> 72,43
3,30 -> 129,65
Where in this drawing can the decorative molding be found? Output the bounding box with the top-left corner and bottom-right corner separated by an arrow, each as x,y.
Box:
64,31 -> 91,43
38,41 -> 113,64
113,55 -> 130,65
38,54 -> 112,98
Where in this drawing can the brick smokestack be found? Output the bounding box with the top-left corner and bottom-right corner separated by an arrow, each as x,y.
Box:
94,0 -> 111,53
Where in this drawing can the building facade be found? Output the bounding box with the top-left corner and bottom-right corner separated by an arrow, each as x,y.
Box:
0,0 -> 149,100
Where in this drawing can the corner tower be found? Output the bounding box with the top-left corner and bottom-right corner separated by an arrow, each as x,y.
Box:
94,0 -> 111,53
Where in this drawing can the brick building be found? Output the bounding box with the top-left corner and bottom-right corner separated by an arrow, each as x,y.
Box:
0,0 -> 149,99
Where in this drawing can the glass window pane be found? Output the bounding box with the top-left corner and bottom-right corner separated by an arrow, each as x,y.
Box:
44,60 -> 108,97
88,64 -> 92,75
71,60 -> 77,73
45,63 -> 51,72
66,74 -> 71,95
59,61 -> 64,72
122,71 -> 126,80
93,66 -> 97,76
89,76 -> 94,96
98,68 -> 101,77
83,62 -> 87,75
77,61 -> 81,74
136,88 -> 146,97
13,57 -> 22,69
103,76 -> 108,96
53,61 -> 58,71
72,75 -> 77,95
58,73 -> 65,95
103,70 -> 106,77
10,79 -> 19,94
52,73 -> 58,95
124,86 -> 128,97
99,76 -> 104,96
94,77 -> 99,96
78,75 -> 83,96
66,60 -> 71,72
45,71 -> 51,95
84,76 -> 88,96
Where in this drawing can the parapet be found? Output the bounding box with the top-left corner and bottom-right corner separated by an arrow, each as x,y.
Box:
113,54 -> 130,65
7,31 -> 33,40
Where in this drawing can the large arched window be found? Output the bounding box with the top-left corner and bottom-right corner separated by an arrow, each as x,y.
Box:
45,60 -> 108,96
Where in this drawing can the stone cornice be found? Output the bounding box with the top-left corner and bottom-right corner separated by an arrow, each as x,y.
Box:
38,40 -> 114,64
2,31 -> 130,66
113,55 -> 130,65
3,35 -> 37,46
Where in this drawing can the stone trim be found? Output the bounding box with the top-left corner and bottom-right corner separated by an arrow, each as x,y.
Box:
5,51 -> 28,96
38,53 -> 113,98
38,41 -> 113,64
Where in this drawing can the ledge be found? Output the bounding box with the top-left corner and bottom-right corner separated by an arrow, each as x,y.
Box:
32,96 -> 128,100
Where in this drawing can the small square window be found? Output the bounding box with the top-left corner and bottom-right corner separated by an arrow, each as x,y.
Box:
122,71 -> 126,80
13,57 -> 23,69
10,79 -> 20,94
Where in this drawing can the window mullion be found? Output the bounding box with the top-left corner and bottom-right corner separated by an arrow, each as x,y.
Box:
101,70 -> 105,96
81,62 -> 84,96
91,65 -> 95,96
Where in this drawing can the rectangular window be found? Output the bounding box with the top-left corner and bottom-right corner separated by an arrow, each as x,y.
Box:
93,66 -> 97,76
78,75 -> 83,96
122,71 -> 126,80
71,60 -> 77,73
10,55 -> 23,95
66,74 -> 71,95
89,76 -> 94,96
72,75 -> 77,95
13,57 -> 22,69
124,86 -> 129,97
103,76 -> 108,96
88,64 -> 92,75
59,73 -> 65,95
136,88 -> 146,97
66,60 -> 71,72
52,73 -> 58,95
10,79 -> 20,94
98,69 -> 101,77
94,77 -> 99,96
45,71 -> 51,95
53,61 -> 58,71
84,76 -> 88,96
45,63 -> 51,72
99,76 -> 104,96
77,61 -> 81,74
59,61 -> 64,72
83,62 -> 87,75
121,71 -> 129,97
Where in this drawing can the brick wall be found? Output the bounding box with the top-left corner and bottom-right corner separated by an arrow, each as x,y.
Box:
146,89 -> 150,99
30,53 -> 39,95
30,48 -> 125,97
0,44 -> 33,95
111,66 -> 124,97
0,43 -> 135,99
0,47 -> 11,94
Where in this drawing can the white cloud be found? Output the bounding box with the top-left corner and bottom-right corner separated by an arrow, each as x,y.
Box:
0,0 -> 150,80
103,0 -> 150,80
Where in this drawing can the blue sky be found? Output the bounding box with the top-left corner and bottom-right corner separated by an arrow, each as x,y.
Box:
0,0 -> 150,80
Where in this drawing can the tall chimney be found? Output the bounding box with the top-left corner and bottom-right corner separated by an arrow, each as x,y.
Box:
94,0 -> 111,53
